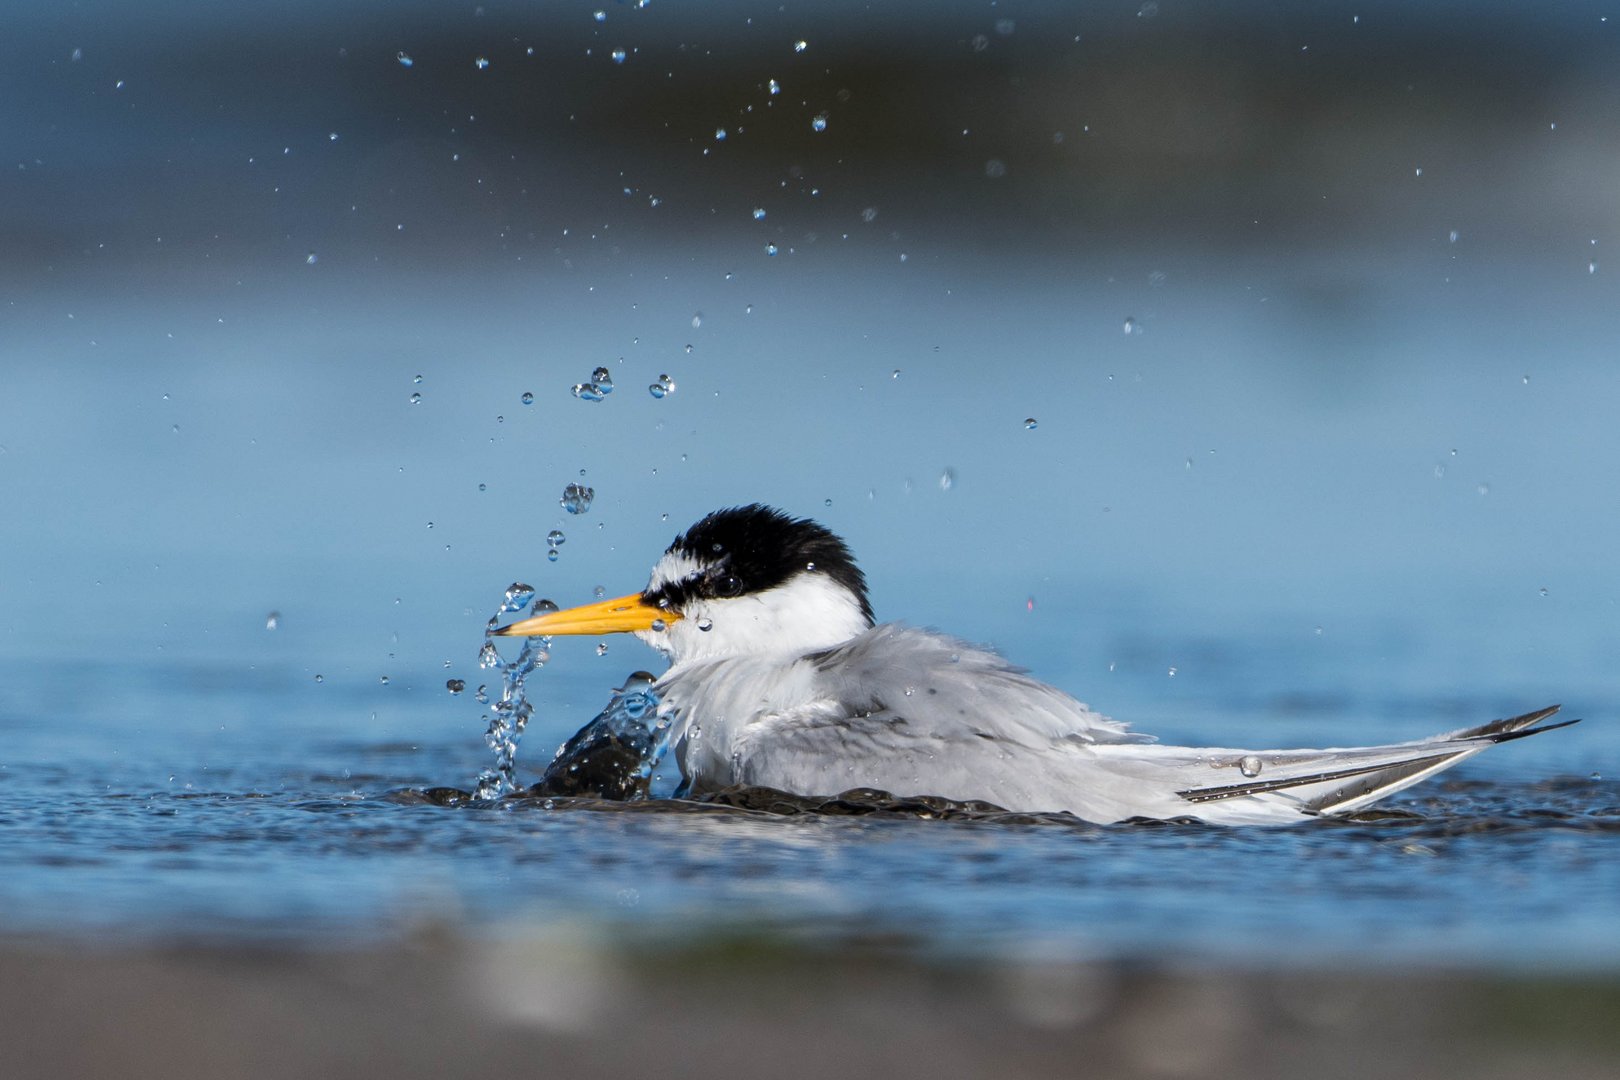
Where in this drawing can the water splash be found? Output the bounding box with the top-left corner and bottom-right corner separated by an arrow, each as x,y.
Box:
472,589 -> 555,800
530,673 -> 675,799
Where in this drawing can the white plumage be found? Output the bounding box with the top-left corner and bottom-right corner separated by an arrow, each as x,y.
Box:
499,505 -> 1573,824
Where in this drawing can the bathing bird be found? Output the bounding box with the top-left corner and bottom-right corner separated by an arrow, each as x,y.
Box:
496,504 -> 1573,824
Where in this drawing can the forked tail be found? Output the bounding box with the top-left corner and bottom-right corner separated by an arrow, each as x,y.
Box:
1169,705 -> 1574,820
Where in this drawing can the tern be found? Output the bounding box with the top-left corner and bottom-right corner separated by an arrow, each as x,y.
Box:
496,505 -> 1574,824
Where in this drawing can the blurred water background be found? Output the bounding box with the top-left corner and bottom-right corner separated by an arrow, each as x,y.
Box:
2,0 -> 1619,1001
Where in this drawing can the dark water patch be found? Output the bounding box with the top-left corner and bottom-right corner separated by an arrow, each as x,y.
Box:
387,775 -> 1620,832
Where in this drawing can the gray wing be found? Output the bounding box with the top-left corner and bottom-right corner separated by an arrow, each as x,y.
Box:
709,624 -> 1153,812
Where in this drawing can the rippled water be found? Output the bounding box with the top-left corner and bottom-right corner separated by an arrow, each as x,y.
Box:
1,623 -> 1614,972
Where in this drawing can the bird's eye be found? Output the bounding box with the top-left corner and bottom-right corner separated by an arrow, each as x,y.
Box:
712,573 -> 744,598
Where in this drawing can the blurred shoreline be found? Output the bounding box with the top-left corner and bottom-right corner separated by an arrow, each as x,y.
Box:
3,930 -> 1617,1080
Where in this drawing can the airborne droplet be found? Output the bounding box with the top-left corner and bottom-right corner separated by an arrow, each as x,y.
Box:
560,483 -> 595,514
446,678 -> 466,695
502,582 -> 536,612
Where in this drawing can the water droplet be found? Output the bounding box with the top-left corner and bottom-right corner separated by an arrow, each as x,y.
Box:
571,382 -> 605,402
793,39 -> 808,53
378,675 -> 390,686
984,159 -> 1007,178
413,374 -> 423,384
714,127 -> 727,140
474,56 -> 490,70
611,48 -> 627,63
592,366 -> 613,391
1239,755 -> 1263,778
650,618 -> 667,632
520,391 -> 534,405
447,678 -> 466,695
71,47 -> 83,62
546,530 -> 565,548
560,482 -> 595,514
479,640 -> 501,668
696,617 -> 713,632
478,482 -> 487,492
1314,626 -> 1324,636
1449,229 -> 1459,243
596,642 -> 609,656
691,312 -> 703,329
1023,417 -> 1037,430
996,18 -> 1016,35
1477,482 -> 1491,497
765,242 -> 778,256
938,468 -> 956,491
811,113 -> 828,132
971,34 -> 990,52
593,9 -> 606,21
305,252 -> 318,265
1167,666 -> 1178,677
752,207 -> 766,220
314,674 -> 324,683
265,611 -> 280,631
1539,587 -> 1549,598
409,392 -> 421,404
768,78 -> 780,95
474,684 -> 489,703
502,582 -> 536,612
1589,261 -> 1598,275
1123,316 -> 1137,334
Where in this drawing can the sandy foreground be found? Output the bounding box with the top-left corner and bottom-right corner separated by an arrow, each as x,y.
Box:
2,930 -> 1616,1080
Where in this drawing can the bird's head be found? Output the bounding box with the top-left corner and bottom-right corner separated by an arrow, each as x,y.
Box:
495,504 -> 874,665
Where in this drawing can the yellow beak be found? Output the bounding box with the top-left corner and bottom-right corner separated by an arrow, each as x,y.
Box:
493,592 -> 678,637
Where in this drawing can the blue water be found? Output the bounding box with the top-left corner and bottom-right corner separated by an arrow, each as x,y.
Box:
2,0 -> 1618,971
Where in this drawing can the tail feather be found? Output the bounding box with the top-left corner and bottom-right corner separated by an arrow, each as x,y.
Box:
1168,705 -> 1573,818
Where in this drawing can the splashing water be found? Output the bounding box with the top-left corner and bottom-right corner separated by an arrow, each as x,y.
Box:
472,572 -> 676,801
472,590 -> 556,800
530,672 -> 676,800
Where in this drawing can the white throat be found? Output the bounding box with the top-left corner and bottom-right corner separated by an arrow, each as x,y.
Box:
634,571 -> 870,666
